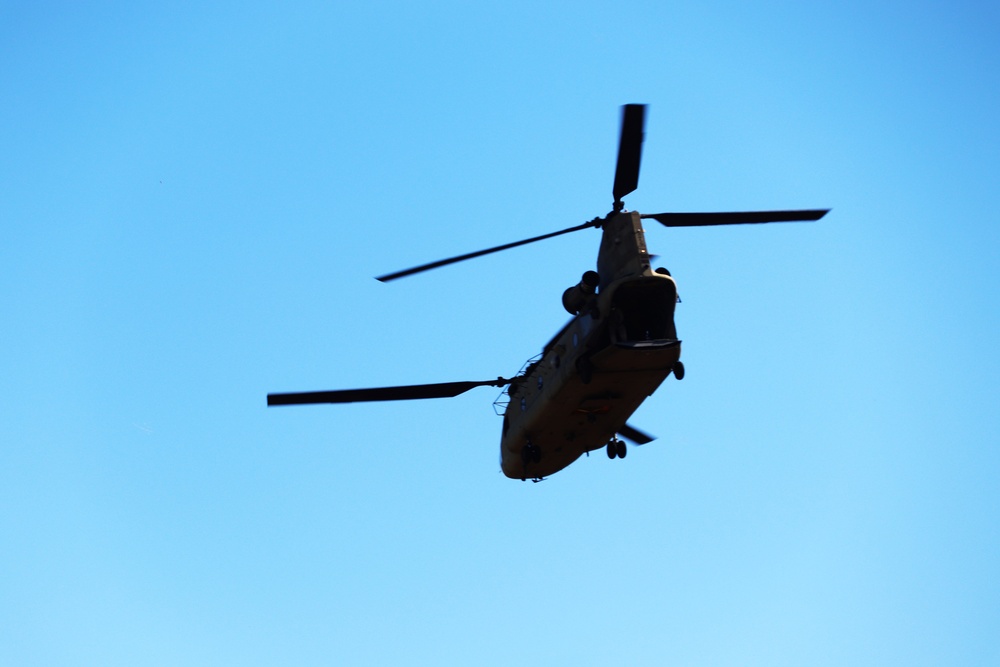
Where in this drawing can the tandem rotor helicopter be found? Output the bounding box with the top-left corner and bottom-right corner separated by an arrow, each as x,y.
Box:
268,105 -> 828,481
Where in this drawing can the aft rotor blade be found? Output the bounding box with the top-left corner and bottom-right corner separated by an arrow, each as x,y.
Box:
642,209 -> 829,227
267,378 -> 511,406
376,220 -> 599,282
618,423 -> 655,445
612,104 -> 646,204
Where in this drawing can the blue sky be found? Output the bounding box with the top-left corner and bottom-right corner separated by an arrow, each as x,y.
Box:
2,2 -> 998,665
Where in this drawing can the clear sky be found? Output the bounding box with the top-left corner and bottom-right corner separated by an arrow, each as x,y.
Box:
2,2 -> 998,665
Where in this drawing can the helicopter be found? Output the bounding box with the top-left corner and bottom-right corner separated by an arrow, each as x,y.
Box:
267,105 -> 828,481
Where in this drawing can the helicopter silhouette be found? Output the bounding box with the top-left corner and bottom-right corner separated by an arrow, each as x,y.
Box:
268,105 -> 828,481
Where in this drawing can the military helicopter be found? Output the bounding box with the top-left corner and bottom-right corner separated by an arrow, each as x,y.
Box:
268,105 -> 828,481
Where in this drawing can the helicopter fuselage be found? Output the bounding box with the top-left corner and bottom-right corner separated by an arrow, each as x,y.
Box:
499,211 -> 682,479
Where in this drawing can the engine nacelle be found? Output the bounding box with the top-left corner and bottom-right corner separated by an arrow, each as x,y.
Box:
562,270 -> 600,314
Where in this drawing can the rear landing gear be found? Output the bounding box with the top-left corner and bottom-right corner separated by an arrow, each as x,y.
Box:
673,361 -> 685,380
606,438 -> 627,459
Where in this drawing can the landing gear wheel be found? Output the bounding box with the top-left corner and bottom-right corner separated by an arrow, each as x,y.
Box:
616,440 -> 627,459
673,361 -> 685,380
606,442 -> 617,459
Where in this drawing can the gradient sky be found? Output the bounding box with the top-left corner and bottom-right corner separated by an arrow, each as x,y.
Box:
2,2 -> 998,665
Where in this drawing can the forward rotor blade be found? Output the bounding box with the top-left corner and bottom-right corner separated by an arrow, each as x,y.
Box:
642,209 -> 829,227
267,378 -> 511,406
376,220 -> 599,282
618,423 -> 655,445
612,104 -> 646,204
